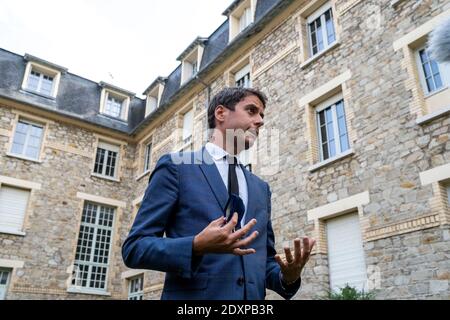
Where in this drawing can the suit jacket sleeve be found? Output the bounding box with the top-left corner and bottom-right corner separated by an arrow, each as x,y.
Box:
122,154 -> 199,279
264,183 -> 301,299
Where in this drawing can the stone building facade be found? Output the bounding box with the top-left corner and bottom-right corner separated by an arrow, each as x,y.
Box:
0,0 -> 450,300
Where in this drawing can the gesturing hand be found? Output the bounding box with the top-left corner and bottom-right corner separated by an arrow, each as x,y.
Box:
275,237 -> 316,285
193,212 -> 259,256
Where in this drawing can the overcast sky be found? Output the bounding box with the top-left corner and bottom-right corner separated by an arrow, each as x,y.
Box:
0,0 -> 232,97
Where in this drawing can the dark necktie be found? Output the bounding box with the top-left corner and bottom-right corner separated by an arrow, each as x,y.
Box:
227,156 -> 244,229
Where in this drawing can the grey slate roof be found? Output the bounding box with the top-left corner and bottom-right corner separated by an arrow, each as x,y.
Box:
0,0 -> 289,136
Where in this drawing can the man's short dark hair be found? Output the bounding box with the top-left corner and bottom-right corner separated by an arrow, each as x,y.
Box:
207,87 -> 267,129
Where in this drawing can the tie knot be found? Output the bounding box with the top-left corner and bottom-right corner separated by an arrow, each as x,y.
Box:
225,155 -> 238,166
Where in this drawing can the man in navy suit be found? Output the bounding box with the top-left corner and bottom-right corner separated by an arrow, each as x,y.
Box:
122,87 -> 315,300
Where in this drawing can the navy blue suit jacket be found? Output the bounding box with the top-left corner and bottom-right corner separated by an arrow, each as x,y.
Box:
122,147 -> 300,300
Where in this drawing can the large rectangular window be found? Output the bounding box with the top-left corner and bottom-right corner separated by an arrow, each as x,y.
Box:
326,213 -> 367,292
128,275 -> 144,300
307,3 -> 336,57
316,96 -> 349,161
0,186 -> 30,234
72,202 -> 115,291
11,119 -> 44,160
93,142 -> 120,178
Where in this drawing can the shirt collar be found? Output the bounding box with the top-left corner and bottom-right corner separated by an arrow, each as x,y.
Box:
205,142 -> 241,163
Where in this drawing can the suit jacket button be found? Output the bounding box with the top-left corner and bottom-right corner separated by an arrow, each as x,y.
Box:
237,277 -> 245,286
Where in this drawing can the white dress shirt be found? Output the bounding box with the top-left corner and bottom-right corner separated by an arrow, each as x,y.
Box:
205,142 -> 248,227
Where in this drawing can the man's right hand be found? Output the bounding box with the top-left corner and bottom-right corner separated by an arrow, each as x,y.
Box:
192,212 -> 259,256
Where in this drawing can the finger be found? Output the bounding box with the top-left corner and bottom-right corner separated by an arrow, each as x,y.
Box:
274,254 -> 286,269
302,237 -> 310,259
293,238 -> 302,263
223,212 -> 238,232
232,248 -> 256,256
212,215 -> 227,227
284,247 -> 294,264
230,218 -> 257,241
232,231 -> 259,248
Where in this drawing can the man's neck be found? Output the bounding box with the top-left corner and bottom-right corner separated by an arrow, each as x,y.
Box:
209,133 -> 238,156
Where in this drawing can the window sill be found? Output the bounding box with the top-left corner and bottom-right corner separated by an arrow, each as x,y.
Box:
91,173 -> 121,183
135,170 -> 151,181
309,149 -> 354,172
424,86 -> 449,99
0,228 -> 26,237
67,287 -> 111,296
21,88 -> 56,100
300,41 -> 341,70
416,105 -> 450,125
6,152 -> 43,163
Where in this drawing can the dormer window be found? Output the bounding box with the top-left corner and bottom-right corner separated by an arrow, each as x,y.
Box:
99,82 -> 134,122
178,37 -> 207,85
225,0 -> 256,41
143,78 -> 166,117
21,54 -> 67,99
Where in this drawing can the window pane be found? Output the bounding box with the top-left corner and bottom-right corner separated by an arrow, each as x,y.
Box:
325,9 -> 335,44
94,148 -> 106,174
11,132 -> 26,154
316,18 -> 324,52
144,143 -> 152,171
27,72 -> 40,91
105,97 -> 122,118
40,77 -> 53,95
325,108 -> 335,158
105,151 -> 117,177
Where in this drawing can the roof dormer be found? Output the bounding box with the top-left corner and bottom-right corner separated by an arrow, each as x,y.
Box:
223,0 -> 257,42
178,37 -> 208,86
21,54 -> 68,99
143,77 -> 167,117
99,82 -> 135,122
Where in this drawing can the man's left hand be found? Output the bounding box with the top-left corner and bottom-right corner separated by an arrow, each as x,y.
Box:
275,237 -> 316,285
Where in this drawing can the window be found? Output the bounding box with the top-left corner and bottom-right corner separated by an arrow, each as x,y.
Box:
128,275 -> 144,300
416,47 -> 450,95
26,69 -> 54,96
99,85 -> 132,121
239,6 -> 253,32
235,64 -> 251,88
11,119 -> 44,160
192,60 -> 198,77
0,186 -> 30,234
72,202 -> 115,291
93,142 -> 120,178
307,3 -> 336,57
144,142 -> 152,172
0,269 -> 11,300
182,109 -> 194,146
447,185 -> 450,205
226,0 -> 256,41
316,95 -> 349,161
326,213 -> 367,292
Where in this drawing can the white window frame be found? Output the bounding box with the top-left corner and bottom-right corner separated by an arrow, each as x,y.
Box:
93,142 -> 120,179
235,64 -> 251,88
22,62 -> 61,98
100,89 -> 130,121
0,268 -> 12,300
316,93 -> 349,162
239,6 -> 253,32
71,202 -> 115,293
10,118 -> 45,161
143,142 -> 152,172
415,46 -> 450,96
128,274 -> 144,300
307,2 -> 336,57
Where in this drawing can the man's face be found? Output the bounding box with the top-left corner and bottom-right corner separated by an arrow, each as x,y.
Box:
218,94 -> 265,151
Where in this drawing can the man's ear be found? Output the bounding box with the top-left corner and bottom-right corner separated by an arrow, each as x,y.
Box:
214,105 -> 228,124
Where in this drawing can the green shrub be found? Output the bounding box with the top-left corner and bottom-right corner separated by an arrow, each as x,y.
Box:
319,284 -> 377,300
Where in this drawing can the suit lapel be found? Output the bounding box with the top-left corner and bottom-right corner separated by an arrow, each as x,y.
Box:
241,165 -> 257,224
196,148 -> 229,211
